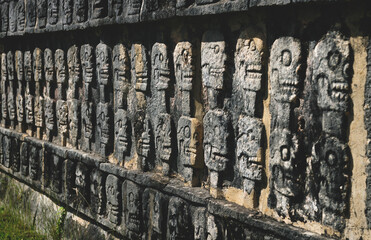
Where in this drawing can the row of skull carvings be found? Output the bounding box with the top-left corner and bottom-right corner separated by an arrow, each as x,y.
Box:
0,0 -> 144,33
0,134 -> 221,240
0,29 -> 352,230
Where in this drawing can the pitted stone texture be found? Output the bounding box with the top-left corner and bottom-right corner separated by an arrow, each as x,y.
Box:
106,174 -> 120,225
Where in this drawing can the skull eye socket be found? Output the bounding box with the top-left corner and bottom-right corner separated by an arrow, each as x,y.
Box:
326,151 -> 337,166
281,50 -> 292,66
328,51 -> 341,69
250,40 -> 256,51
129,192 -> 134,203
159,53 -> 164,62
184,126 -> 191,138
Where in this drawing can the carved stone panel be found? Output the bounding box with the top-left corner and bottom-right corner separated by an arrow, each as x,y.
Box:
193,208 -> 206,240
51,154 -> 62,193
11,137 -> 20,172
7,51 -> 16,127
114,109 -> 130,163
113,43 -> 130,111
17,0 -> 26,31
33,48 -> 44,136
1,53 -> 8,126
55,49 -> 67,98
235,31 -> 264,116
128,0 -> 142,15
15,51 -> 24,130
97,102 -> 112,156
236,116 -> 263,193
174,41 -> 194,116
81,44 -> 94,101
167,197 -> 192,240
20,141 -> 28,176
75,162 -> 89,205
68,99 -> 80,148
313,136 -> 349,230
155,113 -> 172,175
143,189 -> 167,239
26,0 -> 36,28
201,30 -> 226,110
62,0 -> 73,25
47,0 -> 59,25
123,180 -> 142,235
109,0 -> 123,17
56,100 -> 68,145
206,214 -> 220,240
270,37 -> 301,104
9,1 -> 16,33
96,43 -> 112,103
138,117 -> 153,171
67,45 -> 80,100
3,135 -> 11,168
313,32 -> 351,113
90,168 -> 104,214
37,0 -> 47,28
24,51 -> 34,130
75,0 -> 87,23
81,101 -> 94,151
29,144 -> 39,181
203,109 -> 229,189
177,116 -> 203,184
0,2 -> 9,32
106,174 -> 120,225
131,44 -> 148,92
91,0 -> 108,19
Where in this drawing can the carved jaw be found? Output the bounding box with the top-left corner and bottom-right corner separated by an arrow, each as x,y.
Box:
84,67 -> 94,83
135,71 -> 148,91
317,74 -> 349,111
203,64 -> 225,90
155,68 -> 171,90
244,62 -> 262,91
128,212 -> 141,231
83,119 -> 93,139
17,95 -> 24,121
181,69 -> 193,91
205,144 -> 228,172
99,66 -> 110,85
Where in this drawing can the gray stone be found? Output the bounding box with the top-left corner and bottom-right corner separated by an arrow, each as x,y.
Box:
91,0 -> 108,19
201,30 -> 226,110
90,168 -> 104,215
155,113 -> 173,175
203,109 -> 229,189
75,0 -> 88,23
236,116 -> 263,193
7,51 -> 16,128
26,0 -> 36,28
113,43 -> 130,111
123,180 -> 142,235
131,44 -> 149,92
3,135 -> 11,168
20,141 -> 28,176
47,0 -> 59,25
33,48 -> 44,138
106,174 -> 120,225
37,0 -> 47,28
114,109 -> 130,163
1,53 -> 8,126
194,208 -> 207,240
16,0 -> 25,31
8,1 -> 16,33
51,154 -> 62,193
62,0 -> 73,25
167,197 -> 192,240
15,50 -> 25,131
75,162 -> 89,205
24,51 -> 34,132
0,2 -> 8,32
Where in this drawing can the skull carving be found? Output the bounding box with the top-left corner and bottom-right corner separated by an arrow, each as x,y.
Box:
36,0 -> 47,28
75,162 -> 89,202
131,44 -> 148,92
29,145 -> 39,180
20,142 -> 28,176
106,174 -> 120,224
152,43 -> 170,91
81,44 -> 94,85
128,0 -> 142,15
17,0 -> 26,31
0,2 -> 9,32
44,49 -> 55,94
67,45 -> 80,99
177,116 -> 203,170
201,31 -> 226,91
51,154 -> 62,193
155,113 -> 172,162
115,109 -> 130,161
47,0 -> 59,25
9,2 -> 16,33
270,37 -> 301,103
203,109 -> 229,173
97,102 -> 111,146
270,129 -> 300,198
75,0 -> 87,22
236,116 -> 263,193
26,0 -> 36,27
62,0 -> 73,24
90,169 -> 104,214
92,0 -> 107,19
56,100 -> 68,135
3,135 -> 11,168
167,197 -> 191,240
81,101 -> 93,142
68,100 -> 80,147
174,42 -> 194,91
313,32 -> 351,112
113,44 -> 130,109
55,49 -> 67,85
96,43 -> 111,100
125,180 -> 142,233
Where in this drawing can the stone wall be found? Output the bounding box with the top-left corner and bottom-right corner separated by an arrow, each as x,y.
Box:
0,0 -> 370,239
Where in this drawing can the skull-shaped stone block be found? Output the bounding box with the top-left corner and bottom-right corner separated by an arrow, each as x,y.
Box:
131,44 -> 148,92
152,43 -> 170,91
106,174 -> 120,225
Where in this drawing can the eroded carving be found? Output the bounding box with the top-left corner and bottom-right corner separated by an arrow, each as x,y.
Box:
9,1 -> 16,33
3,135 -> 11,168
7,51 -> 16,128
44,49 -> 55,141
29,145 -> 39,180
62,0 -> 73,25
11,138 -> 20,172
113,43 -> 130,110
15,51 -> 25,131
0,2 -> 9,32
167,197 -> 191,240
17,0 -> 25,31
203,109 -> 229,190
128,0 -> 142,15
1,53 -> 8,126
37,0 -> 47,28
75,162 -> 89,205
177,116 -> 203,185
201,31 -> 226,110
237,116 -> 263,193
114,109 -> 130,162
155,113 -> 172,175
33,48 -> 44,139
194,208 -> 206,240
24,51 -> 34,134
51,154 -> 62,193
55,49 -> 68,145
75,0 -> 87,22
26,0 -> 36,28
20,141 -> 28,176
131,44 -> 148,92
47,0 -> 59,25
90,168 -> 104,214
124,180 -> 142,236
91,0 -> 107,19
106,174 -> 120,224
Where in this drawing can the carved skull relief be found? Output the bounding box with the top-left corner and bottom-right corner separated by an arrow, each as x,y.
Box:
131,44 -> 148,92
270,37 -> 301,103
155,113 -> 172,162
152,43 -> 171,91
47,0 -> 59,25
106,174 -> 120,224
125,180 -> 142,233
174,42 -> 194,91
113,44 -> 130,109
